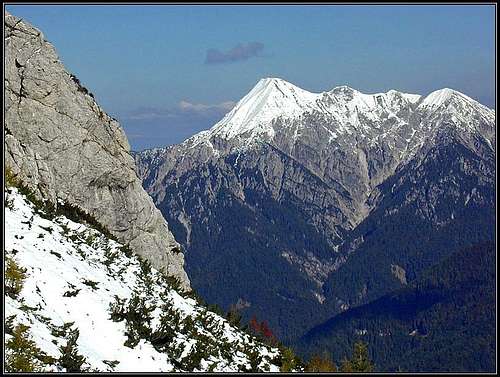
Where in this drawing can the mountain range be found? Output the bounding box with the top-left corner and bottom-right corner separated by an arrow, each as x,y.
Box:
134,76 -> 496,370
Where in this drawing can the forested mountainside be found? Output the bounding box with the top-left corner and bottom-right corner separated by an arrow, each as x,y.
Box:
297,242 -> 496,372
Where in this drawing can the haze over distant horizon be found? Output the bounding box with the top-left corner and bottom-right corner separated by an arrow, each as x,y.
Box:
6,4 -> 495,151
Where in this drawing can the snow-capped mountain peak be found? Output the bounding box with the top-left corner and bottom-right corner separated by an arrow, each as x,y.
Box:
417,87 -> 494,133
209,77 -> 321,140
203,79 -> 428,143
182,78 -> 492,153
419,88 -> 462,108
418,87 -> 490,111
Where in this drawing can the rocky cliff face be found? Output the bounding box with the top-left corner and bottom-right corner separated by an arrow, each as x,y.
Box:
4,11 -> 190,290
134,77 -> 495,341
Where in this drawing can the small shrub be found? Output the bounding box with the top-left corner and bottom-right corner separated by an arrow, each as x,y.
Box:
39,225 -> 53,233
85,233 -> 97,247
50,321 -> 75,338
137,257 -> 155,294
306,352 -> 337,372
58,223 -> 71,236
70,73 -> 94,98
226,307 -> 242,328
182,315 -> 196,334
109,296 -> 127,322
63,288 -> 81,297
181,342 -> 206,371
49,250 -> 62,259
5,324 -> 45,372
150,322 -> 176,351
58,327 -> 88,372
5,166 -> 18,187
5,315 -> 16,335
246,348 -> 263,372
171,245 -> 183,254
5,256 -> 27,298
109,293 -> 155,348
102,359 -> 120,371
162,274 -> 183,293
103,247 -> 119,267
119,244 -> 134,258
207,303 -> 224,317
19,303 -> 39,313
81,279 -> 99,290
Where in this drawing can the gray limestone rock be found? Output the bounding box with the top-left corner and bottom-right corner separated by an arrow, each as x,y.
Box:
4,11 -> 190,290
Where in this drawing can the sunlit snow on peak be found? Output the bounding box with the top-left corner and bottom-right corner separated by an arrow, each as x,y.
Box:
179,78 -> 489,153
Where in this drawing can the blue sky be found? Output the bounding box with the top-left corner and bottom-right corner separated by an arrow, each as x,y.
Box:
6,4 -> 495,150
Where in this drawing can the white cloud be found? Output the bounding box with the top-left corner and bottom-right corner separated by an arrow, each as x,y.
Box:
178,100 -> 236,113
122,100 -> 235,121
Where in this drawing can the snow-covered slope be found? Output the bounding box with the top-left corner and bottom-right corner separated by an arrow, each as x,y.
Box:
5,186 -> 283,372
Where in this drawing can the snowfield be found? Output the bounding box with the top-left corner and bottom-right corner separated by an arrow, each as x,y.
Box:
5,187 -> 281,372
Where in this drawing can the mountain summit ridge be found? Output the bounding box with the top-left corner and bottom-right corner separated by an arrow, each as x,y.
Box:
181,77 -> 492,152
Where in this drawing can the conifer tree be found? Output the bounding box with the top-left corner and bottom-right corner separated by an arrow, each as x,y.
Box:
306,351 -> 337,372
280,347 -> 302,372
340,341 -> 374,372
58,327 -> 88,372
247,348 -> 262,372
226,306 -> 242,328
5,256 -> 27,298
5,324 -> 44,372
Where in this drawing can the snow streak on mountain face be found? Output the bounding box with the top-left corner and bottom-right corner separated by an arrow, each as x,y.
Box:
5,187 -> 282,372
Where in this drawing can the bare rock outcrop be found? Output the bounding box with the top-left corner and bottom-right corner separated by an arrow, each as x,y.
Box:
4,11 -> 190,290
